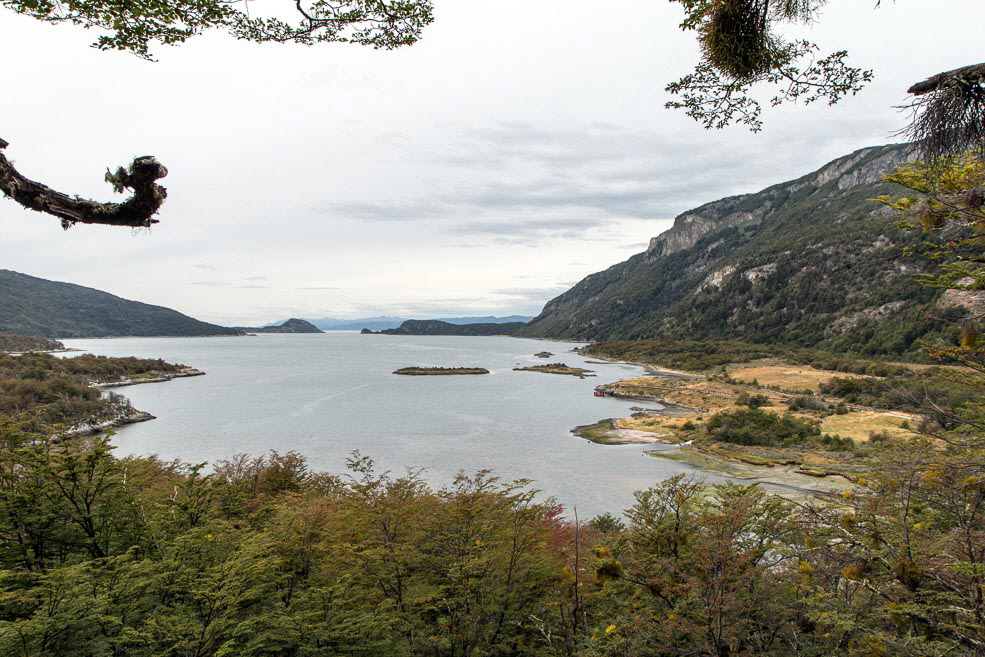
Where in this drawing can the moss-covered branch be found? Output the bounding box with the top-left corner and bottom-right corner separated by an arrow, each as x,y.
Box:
0,138 -> 167,229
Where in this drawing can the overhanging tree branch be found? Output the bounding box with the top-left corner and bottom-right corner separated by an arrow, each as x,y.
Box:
0,139 -> 167,229
903,63 -> 985,160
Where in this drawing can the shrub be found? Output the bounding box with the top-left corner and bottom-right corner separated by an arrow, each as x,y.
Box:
706,408 -> 820,447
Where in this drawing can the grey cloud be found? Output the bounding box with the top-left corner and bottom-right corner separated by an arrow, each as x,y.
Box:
315,123 -> 733,235
490,285 -> 572,302
314,120 -> 894,250
327,199 -> 451,222
189,281 -> 268,289
450,216 -> 607,237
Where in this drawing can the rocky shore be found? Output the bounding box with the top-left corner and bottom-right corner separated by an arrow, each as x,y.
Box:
93,367 -> 205,388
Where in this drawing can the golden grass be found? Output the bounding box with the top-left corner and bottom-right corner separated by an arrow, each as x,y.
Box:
727,364 -> 856,392
821,411 -> 921,443
616,416 -> 690,435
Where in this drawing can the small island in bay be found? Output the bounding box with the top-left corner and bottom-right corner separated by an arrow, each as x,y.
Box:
534,351 -> 553,358
393,366 -> 490,375
513,363 -> 595,378
237,318 -> 323,334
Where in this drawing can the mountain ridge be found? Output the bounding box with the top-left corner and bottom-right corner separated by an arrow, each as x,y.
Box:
519,144 -> 964,356
308,315 -> 534,331
378,319 -> 526,336
0,270 -> 242,338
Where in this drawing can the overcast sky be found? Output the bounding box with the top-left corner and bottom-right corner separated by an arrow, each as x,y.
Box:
0,0 -> 980,325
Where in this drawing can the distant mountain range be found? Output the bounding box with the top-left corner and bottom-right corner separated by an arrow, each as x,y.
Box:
519,144 -> 969,357
0,271 -> 532,339
308,315 -> 534,331
0,270 -> 241,338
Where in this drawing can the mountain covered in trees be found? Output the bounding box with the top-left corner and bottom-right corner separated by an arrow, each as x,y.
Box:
520,144 -> 965,356
311,316 -> 534,331
377,319 -> 527,336
0,270 -> 242,338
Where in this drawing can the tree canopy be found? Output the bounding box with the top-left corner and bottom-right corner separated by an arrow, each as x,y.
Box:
4,0 -> 984,229
0,0 -> 434,229
666,0 -> 985,159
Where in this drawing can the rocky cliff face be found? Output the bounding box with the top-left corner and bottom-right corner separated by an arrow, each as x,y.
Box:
519,144 -> 958,356
646,145 -> 914,258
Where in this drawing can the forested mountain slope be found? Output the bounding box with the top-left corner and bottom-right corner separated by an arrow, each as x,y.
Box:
520,144 -> 963,356
379,319 -> 526,336
0,270 -> 241,338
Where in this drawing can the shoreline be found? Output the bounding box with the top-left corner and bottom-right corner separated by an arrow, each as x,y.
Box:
648,446 -> 853,499
573,355 -> 864,498
60,410 -> 157,440
74,367 -> 206,438
93,367 -> 205,388
571,419 -> 675,445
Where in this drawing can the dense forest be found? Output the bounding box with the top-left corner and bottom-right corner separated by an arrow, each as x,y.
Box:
0,432 -> 982,656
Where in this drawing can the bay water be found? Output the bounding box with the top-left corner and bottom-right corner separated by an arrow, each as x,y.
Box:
62,333 -> 710,518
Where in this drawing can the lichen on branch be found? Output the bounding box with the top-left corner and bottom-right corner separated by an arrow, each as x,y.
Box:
0,139 -> 168,229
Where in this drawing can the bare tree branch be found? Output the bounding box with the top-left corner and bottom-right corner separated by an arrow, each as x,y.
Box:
0,139 -> 167,229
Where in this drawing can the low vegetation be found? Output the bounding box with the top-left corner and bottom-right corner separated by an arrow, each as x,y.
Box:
589,356 -> 954,479
513,363 -> 595,377
706,407 -> 824,447
0,352 -> 185,431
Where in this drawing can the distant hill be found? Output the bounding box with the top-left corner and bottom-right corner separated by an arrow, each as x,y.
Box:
0,270 -> 242,338
310,315 -> 534,331
377,319 -> 527,336
309,316 -> 407,331
437,315 -> 534,325
239,318 -> 323,334
519,144 -> 966,357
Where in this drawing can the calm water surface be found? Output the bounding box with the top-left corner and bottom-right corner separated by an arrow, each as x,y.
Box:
62,333 -> 712,517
